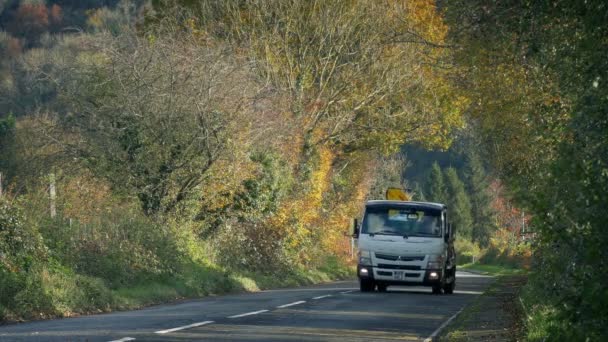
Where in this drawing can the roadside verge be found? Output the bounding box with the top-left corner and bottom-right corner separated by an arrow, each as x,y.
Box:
437,274 -> 528,341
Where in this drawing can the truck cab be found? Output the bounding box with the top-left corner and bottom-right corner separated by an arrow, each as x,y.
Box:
354,200 -> 456,294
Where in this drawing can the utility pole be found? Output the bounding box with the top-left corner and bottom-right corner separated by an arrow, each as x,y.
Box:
50,173 -> 56,218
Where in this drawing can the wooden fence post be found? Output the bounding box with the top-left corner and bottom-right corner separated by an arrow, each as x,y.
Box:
50,173 -> 56,218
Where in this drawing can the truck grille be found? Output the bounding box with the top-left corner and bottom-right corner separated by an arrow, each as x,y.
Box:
375,253 -> 425,262
377,264 -> 422,270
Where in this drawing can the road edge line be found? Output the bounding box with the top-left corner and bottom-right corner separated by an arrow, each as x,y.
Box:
108,338 -> 136,342
312,294 -> 332,300
228,309 -> 269,318
277,301 -> 306,309
423,308 -> 464,342
155,320 -> 214,334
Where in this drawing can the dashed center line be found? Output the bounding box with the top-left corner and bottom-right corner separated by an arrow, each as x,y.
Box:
312,294 -> 332,300
115,290 -> 344,338
155,321 -> 214,334
228,309 -> 269,318
276,300 -> 306,308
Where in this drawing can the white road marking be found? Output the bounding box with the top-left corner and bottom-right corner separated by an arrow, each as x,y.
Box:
455,271 -> 494,278
340,290 -> 355,294
423,308 -> 464,342
312,294 -> 332,300
155,321 -> 214,334
276,301 -> 306,308
108,338 -> 136,342
453,290 -> 484,295
228,310 -> 269,318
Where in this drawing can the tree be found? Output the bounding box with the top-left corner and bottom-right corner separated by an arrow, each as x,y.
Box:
425,162 -> 447,204
444,167 -> 472,239
0,113 -> 16,183
367,154 -> 408,200
39,26 -> 259,215
7,3 -> 49,45
445,1 -> 608,339
152,0 -> 467,157
462,149 -> 495,246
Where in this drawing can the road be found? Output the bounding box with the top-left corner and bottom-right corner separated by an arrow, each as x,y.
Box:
0,271 -> 494,342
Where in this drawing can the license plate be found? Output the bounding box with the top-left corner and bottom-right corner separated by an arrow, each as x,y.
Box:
393,271 -> 404,280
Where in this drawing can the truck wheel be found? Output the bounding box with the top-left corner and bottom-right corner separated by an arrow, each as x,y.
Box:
432,285 -> 442,294
443,279 -> 455,294
377,284 -> 387,292
360,279 -> 375,292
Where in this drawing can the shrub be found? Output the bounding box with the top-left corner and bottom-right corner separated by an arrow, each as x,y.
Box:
455,238 -> 482,264
479,228 -> 531,269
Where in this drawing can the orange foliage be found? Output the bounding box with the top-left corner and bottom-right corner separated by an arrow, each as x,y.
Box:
321,157 -> 374,262
60,173 -> 114,224
5,36 -> 22,57
489,180 -> 531,236
12,4 -> 50,38
50,4 -> 63,25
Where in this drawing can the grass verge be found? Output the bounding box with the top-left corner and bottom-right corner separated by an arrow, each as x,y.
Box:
1,258 -> 355,323
437,274 -> 528,341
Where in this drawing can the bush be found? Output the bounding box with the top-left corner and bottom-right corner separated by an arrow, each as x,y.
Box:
0,198 -> 47,319
455,238 -> 482,264
213,220 -> 291,274
37,206 -> 181,288
480,228 -> 531,269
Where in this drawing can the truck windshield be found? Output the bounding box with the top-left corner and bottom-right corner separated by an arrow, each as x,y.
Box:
362,206 -> 442,237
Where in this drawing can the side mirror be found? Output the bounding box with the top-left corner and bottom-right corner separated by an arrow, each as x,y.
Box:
352,218 -> 360,238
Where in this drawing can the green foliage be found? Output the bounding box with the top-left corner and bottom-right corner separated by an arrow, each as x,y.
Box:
0,113 -> 16,180
454,238 -> 482,265
462,149 -> 496,246
0,198 -> 46,274
425,162 -> 448,204
444,167 -> 473,238
233,152 -> 293,220
446,0 -> 608,339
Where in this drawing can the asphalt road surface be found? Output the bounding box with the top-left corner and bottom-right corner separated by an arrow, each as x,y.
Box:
0,271 -> 494,342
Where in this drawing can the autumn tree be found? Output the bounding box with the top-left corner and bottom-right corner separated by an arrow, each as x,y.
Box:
153,0 -> 466,158
367,154 -> 408,200
7,3 -> 49,45
35,25 -> 260,215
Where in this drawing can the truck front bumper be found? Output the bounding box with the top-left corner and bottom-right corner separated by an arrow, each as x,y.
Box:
358,264 -> 443,287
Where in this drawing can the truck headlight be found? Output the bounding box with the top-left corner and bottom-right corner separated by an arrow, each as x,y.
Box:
358,250 -> 372,266
426,254 -> 444,269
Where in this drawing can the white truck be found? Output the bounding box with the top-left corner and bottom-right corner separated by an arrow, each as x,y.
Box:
353,197 -> 456,294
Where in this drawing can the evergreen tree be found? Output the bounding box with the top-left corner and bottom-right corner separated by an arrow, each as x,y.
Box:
444,167 -> 473,239
425,162 -> 448,204
463,150 -> 496,247
413,182 -> 426,202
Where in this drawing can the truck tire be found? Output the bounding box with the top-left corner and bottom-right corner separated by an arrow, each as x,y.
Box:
443,266 -> 456,294
432,285 -> 442,294
443,279 -> 455,294
360,279 -> 375,292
